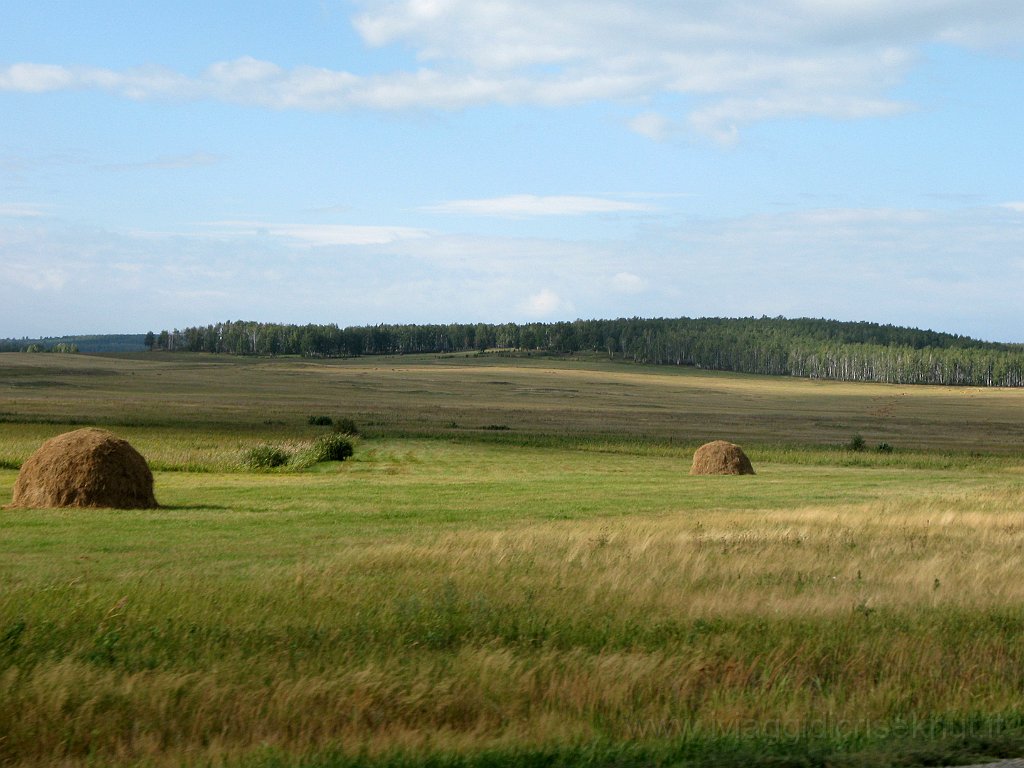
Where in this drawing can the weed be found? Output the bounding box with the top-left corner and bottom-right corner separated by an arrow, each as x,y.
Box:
331,417 -> 359,436
242,444 -> 291,469
289,434 -> 355,468
1,618 -> 27,652
307,434 -> 354,463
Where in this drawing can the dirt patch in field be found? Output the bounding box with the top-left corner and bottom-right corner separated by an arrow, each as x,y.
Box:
690,440 -> 755,476
8,428 -> 158,508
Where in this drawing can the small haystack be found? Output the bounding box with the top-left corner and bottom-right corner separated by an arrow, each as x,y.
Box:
690,440 -> 755,476
9,428 -> 158,509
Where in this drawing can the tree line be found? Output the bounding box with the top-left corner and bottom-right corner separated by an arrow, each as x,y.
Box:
0,334 -> 145,353
144,317 -> 1024,387
0,340 -> 79,353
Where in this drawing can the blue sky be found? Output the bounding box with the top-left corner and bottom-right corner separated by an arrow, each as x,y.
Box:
2,1 -> 1022,341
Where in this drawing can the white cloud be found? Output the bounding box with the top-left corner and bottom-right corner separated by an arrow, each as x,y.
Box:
200,221 -> 429,246
689,94 -> 909,146
6,263 -> 68,291
521,288 -> 567,317
2,2 -> 1021,139
626,111 -> 675,141
627,111 -> 671,141
0,63 -> 75,92
611,272 -> 645,294
3,202 -> 1023,339
0,203 -> 48,218
1001,202 -> 1024,213
795,208 -> 933,226
423,194 -> 653,217
206,56 -> 283,85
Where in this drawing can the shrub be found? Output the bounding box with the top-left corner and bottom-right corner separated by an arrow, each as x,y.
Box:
307,415 -> 333,426
242,445 -> 290,469
331,417 -> 359,436
307,434 -> 354,463
846,434 -> 866,452
877,442 -> 894,453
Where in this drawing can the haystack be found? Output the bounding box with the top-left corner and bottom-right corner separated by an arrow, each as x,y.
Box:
9,428 -> 158,508
690,440 -> 755,476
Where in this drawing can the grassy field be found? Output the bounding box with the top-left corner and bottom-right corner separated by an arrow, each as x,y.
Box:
2,352 -> 1024,767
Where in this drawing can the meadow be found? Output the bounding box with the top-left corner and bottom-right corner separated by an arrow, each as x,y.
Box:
2,351 -> 1024,767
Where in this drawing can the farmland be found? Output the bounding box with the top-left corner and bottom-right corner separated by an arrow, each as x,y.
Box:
2,351 -> 1024,767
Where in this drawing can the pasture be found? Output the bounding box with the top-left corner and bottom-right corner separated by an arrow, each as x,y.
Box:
2,351 -> 1024,767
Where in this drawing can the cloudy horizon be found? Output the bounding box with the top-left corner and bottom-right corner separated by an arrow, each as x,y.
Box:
2,1 -> 1022,341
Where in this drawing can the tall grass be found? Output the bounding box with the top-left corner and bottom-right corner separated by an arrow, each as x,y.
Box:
3,437 -> 1024,765
4,350 -> 1024,453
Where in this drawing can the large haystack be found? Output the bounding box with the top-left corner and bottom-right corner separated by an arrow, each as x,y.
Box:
9,428 -> 158,509
690,440 -> 755,476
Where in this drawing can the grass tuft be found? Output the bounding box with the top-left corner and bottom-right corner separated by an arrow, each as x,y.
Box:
242,444 -> 291,469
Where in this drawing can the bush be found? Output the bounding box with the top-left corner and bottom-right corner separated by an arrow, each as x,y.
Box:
331,417 -> 359,436
877,442 -> 894,453
846,434 -> 866,452
307,434 -> 354,463
307,415 -> 333,426
242,445 -> 290,469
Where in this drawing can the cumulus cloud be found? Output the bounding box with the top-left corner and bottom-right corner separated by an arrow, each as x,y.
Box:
2,2 -> 1021,139
0,63 -> 75,92
521,288 -> 568,317
611,272 -> 645,294
423,194 -> 652,217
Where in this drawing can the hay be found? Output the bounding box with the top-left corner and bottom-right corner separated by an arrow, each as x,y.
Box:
689,440 -> 755,476
9,428 -> 158,509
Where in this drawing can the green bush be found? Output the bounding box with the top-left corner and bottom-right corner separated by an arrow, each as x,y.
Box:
307,415 -> 333,426
877,442 -> 894,453
846,434 -> 866,452
242,445 -> 290,469
331,417 -> 359,436
307,434 -> 354,463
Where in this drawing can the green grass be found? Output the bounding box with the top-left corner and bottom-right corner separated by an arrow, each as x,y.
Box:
3,352 -> 1024,766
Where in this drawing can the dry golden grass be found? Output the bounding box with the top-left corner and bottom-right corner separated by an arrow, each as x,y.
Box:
4,455 -> 1024,766
4,351 -> 1024,452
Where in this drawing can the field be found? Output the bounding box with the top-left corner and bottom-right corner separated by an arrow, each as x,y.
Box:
3,351 -> 1024,767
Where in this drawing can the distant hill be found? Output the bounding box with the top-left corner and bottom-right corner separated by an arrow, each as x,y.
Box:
0,334 -> 147,353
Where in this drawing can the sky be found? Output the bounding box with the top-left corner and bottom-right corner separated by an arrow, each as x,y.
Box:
1,1 -> 1023,342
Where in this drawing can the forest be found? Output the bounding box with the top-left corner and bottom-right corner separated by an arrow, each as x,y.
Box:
0,334 -> 144,354
146,316 -> 1024,387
